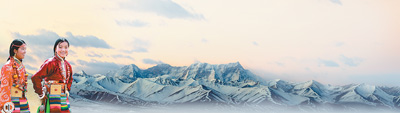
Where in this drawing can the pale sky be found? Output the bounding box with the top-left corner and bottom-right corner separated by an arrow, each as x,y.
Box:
0,0 -> 399,86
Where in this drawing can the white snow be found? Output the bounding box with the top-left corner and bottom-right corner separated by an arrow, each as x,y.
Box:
355,84 -> 376,98
69,63 -> 400,112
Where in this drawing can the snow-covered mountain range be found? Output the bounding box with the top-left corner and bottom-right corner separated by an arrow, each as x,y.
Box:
69,62 -> 400,112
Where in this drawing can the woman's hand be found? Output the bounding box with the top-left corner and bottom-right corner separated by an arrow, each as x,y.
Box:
39,93 -> 47,105
38,93 -> 47,112
66,90 -> 69,97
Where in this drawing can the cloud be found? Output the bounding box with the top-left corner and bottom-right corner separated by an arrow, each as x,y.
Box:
24,64 -> 38,70
116,20 -> 148,27
27,46 -> 54,63
12,31 -> 58,46
23,55 -> 39,64
330,0 -> 342,5
340,55 -> 363,67
65,32 -> 111,48
122,38 -> 150,53
253,41 -> 259,46
68,61 -> 76,65
131,47 -> 148,53
87,52 -> 103,58
76,60 -> 122,74
201,38 -> 208,43
0,51 -> 8,61
319,59 -> 339,67
69,50 -> 77,55
142,58 -> 164,65
12,30 -> 111,49
119,0 -> 204,19
112,54 -> 135,61
335,42 -> 344,47
275,62 -> 284,67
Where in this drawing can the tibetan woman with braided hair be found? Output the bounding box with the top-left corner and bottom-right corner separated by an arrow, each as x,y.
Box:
0,39 -> 30,113
31,38 -> 73,113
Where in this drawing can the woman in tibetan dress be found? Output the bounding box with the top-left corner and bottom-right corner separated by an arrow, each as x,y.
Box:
31,38 -> 73,113
0,39 -> 30,113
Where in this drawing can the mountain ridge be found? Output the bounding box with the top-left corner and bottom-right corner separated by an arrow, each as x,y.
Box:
70,62 -> 400,112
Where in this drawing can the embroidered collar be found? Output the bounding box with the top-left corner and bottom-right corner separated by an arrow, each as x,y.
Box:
13,56 -> 22,65
55,54 -> 65,61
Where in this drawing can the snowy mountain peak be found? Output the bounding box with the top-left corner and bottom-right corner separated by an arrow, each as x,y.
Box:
71,62 -> 400,112
104,64 -> 142,83
304,80 -> 324,87
76,70 -> 87,76
102,62 -> 256,84
188,62 -> 244,70
355,83 -> 376,98
124,64 -> 141,71
230,61 -> 243,68
216,62 -> 244,70
153,63 -> 172,68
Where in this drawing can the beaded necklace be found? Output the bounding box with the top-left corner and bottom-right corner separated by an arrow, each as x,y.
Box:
12,56 -> 28,92
56,54 -> 70,84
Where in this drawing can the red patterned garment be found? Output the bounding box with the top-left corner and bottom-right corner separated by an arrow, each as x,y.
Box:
31,55 -> 73,113
0,57 -> 30,112
31,56 -> 73,96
